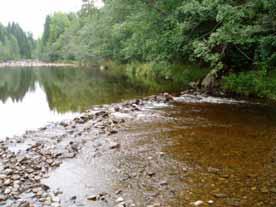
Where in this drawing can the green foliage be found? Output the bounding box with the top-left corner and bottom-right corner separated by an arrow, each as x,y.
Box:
0,22 -> 34,61
223,69 -> 276,100
39,13 -> 78,61
38,0 -> 276,72
105,61 -> 209,91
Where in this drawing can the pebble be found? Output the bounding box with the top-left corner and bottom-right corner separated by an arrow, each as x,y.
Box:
147,203 -> 161,207
147,171 -> 155,177
4,188 -> 11,195
115,190 -> 122,195
87,195 -> 97,201
4,179 -> 11,185
214,193 -> 227,198
271,187 -> 276,193
159,180 -> 168,186
115,202 -> 126,207
116,197 -> 124,203
192,200 -> 204,206
260,187 -> 269,193
109,142 -> 120,149
208,200 -> 214,204
0,195 -> 7,202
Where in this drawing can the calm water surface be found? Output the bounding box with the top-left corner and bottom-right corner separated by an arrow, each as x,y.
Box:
0,67 -> 174,139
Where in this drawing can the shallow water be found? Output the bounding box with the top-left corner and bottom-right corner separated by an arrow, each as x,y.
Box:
0,67 -> 173,139
43,97 -> 276,206
1,67 -> 276,206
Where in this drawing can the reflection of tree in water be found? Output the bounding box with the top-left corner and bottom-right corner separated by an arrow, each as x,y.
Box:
0,67 -> 170,113
0,68 -> 36,102
37,68 -> 154,113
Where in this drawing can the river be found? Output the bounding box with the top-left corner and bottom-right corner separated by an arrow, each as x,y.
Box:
0,67 -> 177,139
0,67 -> 275,207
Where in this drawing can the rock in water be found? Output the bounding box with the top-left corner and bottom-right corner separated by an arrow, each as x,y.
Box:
192,200 -> 204,206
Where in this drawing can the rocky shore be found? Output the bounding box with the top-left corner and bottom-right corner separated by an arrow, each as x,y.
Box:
0,60 -> 76,68
0,93 -> 176,207
1,92 -> 275,207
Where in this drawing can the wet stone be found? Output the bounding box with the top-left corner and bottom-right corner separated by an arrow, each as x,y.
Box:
226,198 -> 241,206
260,187 -> 269,193
109,142 -> 120,149
191,200 -> 204,206
213,193 -> 227,198
0,194 -> 7,202
271,187 -> 276,193
147,171 -> 155,177
87,195 -> 97,201
116,197 -> 124,203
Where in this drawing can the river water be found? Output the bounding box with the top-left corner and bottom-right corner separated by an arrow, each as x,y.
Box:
0,67 -> 175,139
1,67 -> 276,206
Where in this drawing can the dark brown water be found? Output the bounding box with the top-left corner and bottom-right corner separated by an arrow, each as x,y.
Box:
44,96 -> 276,207
161,100 -> 276,206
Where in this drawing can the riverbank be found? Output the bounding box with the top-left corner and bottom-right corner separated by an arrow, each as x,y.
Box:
0,92 -> 176,207
0,91 -> 275,207
0,60 -> 77,68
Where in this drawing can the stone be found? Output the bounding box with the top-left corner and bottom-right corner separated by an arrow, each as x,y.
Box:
115,203 -> 126,207
19,201 -> 31,207
115,190 -> 122,195
260,187 -> 269,193
0,195 -> 7,202
109,142 -> 120,149
226,198 -> 240,207
4,188 -> 11,195
70,196 -> 77,200
159,180 -> 168,186
147,171 -> 155,177
270,187 -> 276,193
4,179 -> 11,185
147,203 -> 161,207
192,200 -> 204,206
109,130 -> 118,135
207,167 -> 220,174
116,197 -> 124,203
208,200 -> 214,204
214,193 -> 227,198
52,196 -> 60,203
87,195 -> 97,201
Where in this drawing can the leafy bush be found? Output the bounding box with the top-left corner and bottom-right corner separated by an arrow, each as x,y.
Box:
223,70 -> 276,100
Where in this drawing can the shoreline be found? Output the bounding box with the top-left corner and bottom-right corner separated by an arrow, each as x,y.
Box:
0,92 -> 274,206
0,60 -> 77,68
0,92 -> 177,206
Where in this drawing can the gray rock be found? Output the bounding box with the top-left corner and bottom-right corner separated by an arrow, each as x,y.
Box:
87,195 -> 97,201
116,197 -> 124,203
0,195 -> 7,202
109,142 -> 120,149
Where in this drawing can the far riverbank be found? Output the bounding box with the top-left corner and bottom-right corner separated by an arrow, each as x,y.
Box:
0,60 -> 77,68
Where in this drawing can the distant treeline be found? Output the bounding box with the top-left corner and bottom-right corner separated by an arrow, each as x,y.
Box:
0,23 -> 35,61
37,0 -> 276,72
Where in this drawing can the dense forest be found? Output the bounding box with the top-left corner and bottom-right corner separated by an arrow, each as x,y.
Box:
39,0 -> 276,70
0,23 -> 35,61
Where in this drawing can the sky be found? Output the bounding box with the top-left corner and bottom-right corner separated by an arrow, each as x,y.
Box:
0,0 -> 102,39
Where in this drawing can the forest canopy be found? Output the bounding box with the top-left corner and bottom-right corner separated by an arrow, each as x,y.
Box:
38,0 -> 276,72
0,23 -> 34,61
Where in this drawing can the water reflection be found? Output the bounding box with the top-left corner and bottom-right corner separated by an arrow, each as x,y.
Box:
0,67 -> 168,138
